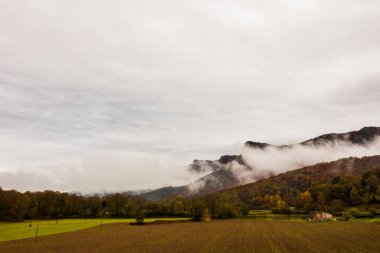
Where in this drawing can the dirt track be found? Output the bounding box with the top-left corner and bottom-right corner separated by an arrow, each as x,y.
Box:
1,220 -> 380,253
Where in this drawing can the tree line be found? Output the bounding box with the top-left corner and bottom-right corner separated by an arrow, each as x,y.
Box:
0,188 -> 247,222
247,168 -> 380,216
1,168 -> 379,222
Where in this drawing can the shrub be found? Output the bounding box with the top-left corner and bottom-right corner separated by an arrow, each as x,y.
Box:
134,209 -> 144,224
202,208 -> 211,222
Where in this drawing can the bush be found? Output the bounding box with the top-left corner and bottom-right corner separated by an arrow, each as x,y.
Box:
369,208 -> 380,216
346,208 -> 374,219
351,211 -> 374,218
202,208 -> 211,222
134,209 -> 144,224
191,201 -> 205,220
240,204 -> 250,216
328,199 -> 345,214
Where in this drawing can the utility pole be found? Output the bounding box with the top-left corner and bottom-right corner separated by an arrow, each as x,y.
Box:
34,223 -> 39,244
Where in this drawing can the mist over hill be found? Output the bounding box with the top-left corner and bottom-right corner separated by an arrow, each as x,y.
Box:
143,127 -> 380,201
227,155 -> 380,198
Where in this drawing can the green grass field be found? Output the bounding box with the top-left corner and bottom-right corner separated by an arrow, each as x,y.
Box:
0,218 -> 189,242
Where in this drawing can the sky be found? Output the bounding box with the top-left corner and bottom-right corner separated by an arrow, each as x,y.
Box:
0,0 -> 380,193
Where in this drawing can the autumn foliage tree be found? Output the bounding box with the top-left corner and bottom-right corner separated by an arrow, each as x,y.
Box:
316,192 -> 327,211
297,191 -> 313,212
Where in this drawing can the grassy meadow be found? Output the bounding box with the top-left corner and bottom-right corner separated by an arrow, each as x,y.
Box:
0,218 -> 189,242
1,219 -> 380,253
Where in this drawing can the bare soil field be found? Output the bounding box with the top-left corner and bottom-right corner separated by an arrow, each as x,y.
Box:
1,220 -> 380,253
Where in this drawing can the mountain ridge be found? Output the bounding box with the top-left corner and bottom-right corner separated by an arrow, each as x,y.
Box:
142,127 -> 380,201
224,155 -> 380,201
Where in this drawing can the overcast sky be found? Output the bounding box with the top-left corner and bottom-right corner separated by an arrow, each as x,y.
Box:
1,0 -> 380,193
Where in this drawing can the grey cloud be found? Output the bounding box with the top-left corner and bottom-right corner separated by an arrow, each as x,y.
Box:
242,137 -> 380,177
331,74 -> 380,106
0,171 -> 58,192
1,0 -> 380,192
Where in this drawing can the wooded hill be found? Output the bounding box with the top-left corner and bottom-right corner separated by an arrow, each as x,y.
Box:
227,155 -> 380,210
1,155 -> 380,221
143,127 -> 380,201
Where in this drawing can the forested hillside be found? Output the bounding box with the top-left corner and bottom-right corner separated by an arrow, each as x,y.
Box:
1,155 -> 380,221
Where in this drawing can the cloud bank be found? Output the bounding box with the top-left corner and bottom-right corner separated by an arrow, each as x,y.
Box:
185,137 -> 380,194
1,1 -> 380,192
239,137 -> 380,183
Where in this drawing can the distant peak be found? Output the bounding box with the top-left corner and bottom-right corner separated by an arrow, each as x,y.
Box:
246,127 -> 380,148
244,141 -> 271,149
218,155 -> 242,164
359,126 -> 380,130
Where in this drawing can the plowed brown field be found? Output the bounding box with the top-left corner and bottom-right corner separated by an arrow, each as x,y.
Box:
1,220 -> 380,253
